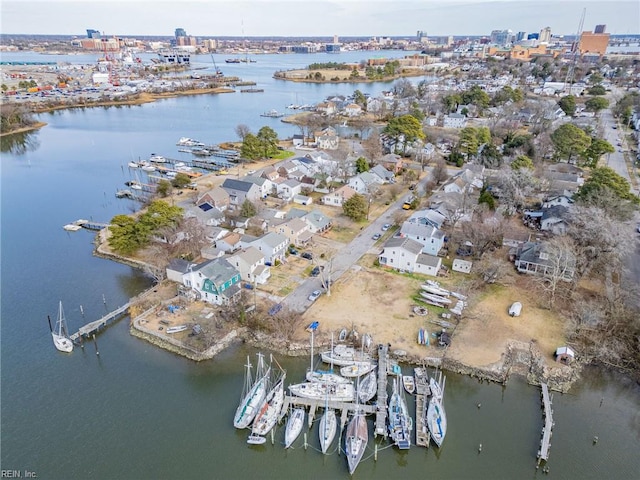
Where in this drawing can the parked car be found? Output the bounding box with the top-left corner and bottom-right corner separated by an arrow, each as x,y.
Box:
372,233 -> 382,240
382,223 -> 391,231
288,246 -> 299,255
509,302 -> 523,317
310,266 -> 324,277
308,290 -> 321,302
268,303 -> 283,316
301,252 -> 313,260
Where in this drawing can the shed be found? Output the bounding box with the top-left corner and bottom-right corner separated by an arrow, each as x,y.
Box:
452,258 -> 472,274
554,346 -> 575,364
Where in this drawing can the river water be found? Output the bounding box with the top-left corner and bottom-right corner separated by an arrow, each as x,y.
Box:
1,51 -> 639,479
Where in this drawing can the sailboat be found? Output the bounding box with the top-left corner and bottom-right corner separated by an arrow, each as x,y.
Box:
306,331 -> 351,385
388,376 -> 412,449
345,410 -> 368,474
249,358 -> 287,442
357,369 -> 377,403
234,353 -> 270,429
284,407 -> 305,448
427,370 -> 447,447
50,301 -> 73,353
319,393 -> 337,454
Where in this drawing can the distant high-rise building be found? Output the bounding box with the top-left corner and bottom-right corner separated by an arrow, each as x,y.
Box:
86,29 -> 100,39
175,28 -> 187,38
539,27 -> 552,43
516,31 -> 527,42
527,33 -> 539,40
580,28 -> 610,57
594,24 -> 606,34
490,29 -> 514,46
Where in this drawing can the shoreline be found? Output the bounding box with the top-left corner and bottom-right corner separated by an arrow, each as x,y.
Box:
0,121 -> 47,137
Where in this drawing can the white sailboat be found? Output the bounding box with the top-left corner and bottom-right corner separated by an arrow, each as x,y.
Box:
319,390 -> 337,454
250,359 -> 287,439
307,331 -> 352,385
50,301 -> 73,353
288,381 -> 355,402
388,376 -> 412,449
345,410 -> 368,475
340,361 -> 376,378
357,370 -> 377,403
284,407 -> 305,448
320,344 -> 372,367
234,353 -> 270,429
427,370 -> 447,447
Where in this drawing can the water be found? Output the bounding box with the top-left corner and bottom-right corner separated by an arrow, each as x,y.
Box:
1,51 -> 639,479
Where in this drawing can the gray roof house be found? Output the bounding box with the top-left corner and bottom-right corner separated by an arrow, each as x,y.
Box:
181,258 -> 242,305
541,205 -> 569,235
408,209 -> 446,230
370,164 -> 395,184
221,178 -> 262,206
243,175 -> 274,198
227,246 -> 270,285
378,237 -> 424,273
399,221 -> 446,256
303,210 -> 332,234
511,241 -> 575,281
251,232 -> 288,265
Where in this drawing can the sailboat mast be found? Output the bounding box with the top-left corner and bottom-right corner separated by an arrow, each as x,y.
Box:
310,329 -> 314,372
47,315 -> 53,333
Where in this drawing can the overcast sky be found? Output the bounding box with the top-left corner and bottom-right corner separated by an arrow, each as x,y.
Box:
2,0 -> 639,37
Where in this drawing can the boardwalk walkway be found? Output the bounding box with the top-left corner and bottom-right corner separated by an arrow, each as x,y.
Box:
374,344 -> 389,437
70,302 -> 130,341
414,367 -> 431,447
537,382 -> 554,464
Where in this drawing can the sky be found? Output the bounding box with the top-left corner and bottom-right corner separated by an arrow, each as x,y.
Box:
1,0 -> 639,37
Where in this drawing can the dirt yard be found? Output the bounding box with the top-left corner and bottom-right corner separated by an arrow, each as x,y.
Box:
298,265 -> 569,370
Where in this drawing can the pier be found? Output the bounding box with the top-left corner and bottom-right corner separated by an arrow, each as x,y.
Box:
69,302 -> 131,342
537,382 -> 554,465
414,367 -> 431,447
374,344 -> 389,437
280,396 -> 376,427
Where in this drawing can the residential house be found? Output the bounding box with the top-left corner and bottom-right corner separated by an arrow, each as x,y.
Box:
277,178 -> 303,201
442,167 -> 484,194
184,204 -> 225,227
275,160 -> 298,178
316,101 -> 337,116
322,185 -> 356,207
408,209 -> 446,229
196,187 -> 230,211
443,113 -> 467,128
370,164 -> 395,184
316,129 -> 340,150
243,175 -> 273,198
542,194 -> 574,209
399,221 -> 446,256
302,209 -> 332,234
227,246 -> 271,284
540,205 -> 570,235
181,258 -> 242,305
251,232 -> 288,265
378,236 -> 441,276
511,241 -> 576,280
293,194 -> 313,205
217,232 -> 243,253
261,167 -> 280,182
221,178 -> 262,207
275,217 -> 313,246
348,171 -> 382,194
292,134 -> 305,147
380,153 -> 403,174
344,103 -> 363,117
166,258 -> 193,284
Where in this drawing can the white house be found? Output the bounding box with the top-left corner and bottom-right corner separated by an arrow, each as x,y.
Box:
274,217 -> 313,246
276,178 -> 303,201
322,185 -> 356,207
348,171 -> 382,194
302,210 -> 332,234
443,113 -> 467,128
370,164 -> 394,184
251,232 -> 288,265
227,246 -> 271,285
378,236 -> 442,276
399,221 -> 446,256
243,175 -> 274,198
344,103 -> 363,117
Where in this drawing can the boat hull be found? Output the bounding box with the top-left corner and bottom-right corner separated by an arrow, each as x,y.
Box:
284,408 -> 305,448
340,362 -> 376,378
289,382 -> 355,402
319,409 -> 337,454
52,332 -> 73,352
345,414 -> 368,475
358,370 -> 377,403
252,379 -> 285,436
234,374 -> 269,429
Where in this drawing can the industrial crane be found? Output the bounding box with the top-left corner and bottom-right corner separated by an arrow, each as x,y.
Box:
564,7 -> 586,93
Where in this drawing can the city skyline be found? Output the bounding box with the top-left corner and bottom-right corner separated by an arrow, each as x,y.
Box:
2,0 -> 639,38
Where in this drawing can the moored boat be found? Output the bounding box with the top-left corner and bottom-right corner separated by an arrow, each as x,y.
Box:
306,370 -> 352,385
427,371 -> 447,447
340,361 -> 376,378
251,374 -> 286,437
320,344 -> 372,367
284,407 -> 305,448
357,370 -> 377,403
388,376 -> 412,449
403,375 -> 416,395
345,411 -> 368,474
234,354 -> 270,429
319,407 -> 337,454
50,301 -> 73,353
288,381 -> 355,402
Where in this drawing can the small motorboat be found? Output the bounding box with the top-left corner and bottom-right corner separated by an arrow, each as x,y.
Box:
403,375 -> 416,395
247,434 -> 266,445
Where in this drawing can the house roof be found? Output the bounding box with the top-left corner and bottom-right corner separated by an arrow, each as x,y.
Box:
222,178 -> 256,192
400,221 -> 440,239
243,175 -> 268,187
230,246 -> 264,265
193,258 -> 239,285
285,207 -> 308,219
281,217 -> 308,234
370,164 -> 394,181
167,258 -> 194,274
417,253 -> 442,268
256,231 -> 287,249
541,205 -> 568,221
383,236 -> 424,255
197,187 -> 229,206
304,210 -> 331,230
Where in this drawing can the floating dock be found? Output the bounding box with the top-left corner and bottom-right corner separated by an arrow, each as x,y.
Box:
537,382 -> 554,465
414,367 -> 431,447
69,302 -> 131,342
374,344 -> 389,437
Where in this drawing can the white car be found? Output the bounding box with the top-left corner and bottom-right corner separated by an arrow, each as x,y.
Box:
509,302 -> 523,317
308,290 -> 321,302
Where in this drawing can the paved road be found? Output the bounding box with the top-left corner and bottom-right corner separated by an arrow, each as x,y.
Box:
600,108 -> 638,194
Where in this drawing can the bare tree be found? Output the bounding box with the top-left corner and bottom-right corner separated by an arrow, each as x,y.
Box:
349,117 -> 374,140
235,124 -> 251,141
495,166 -> 537,215
431,159 -> 449,185
175,217 -> 208,260
460,208 -> 507,259
267,306 -> 303,344
362,134 -> 383,165
534,236 -> 577,308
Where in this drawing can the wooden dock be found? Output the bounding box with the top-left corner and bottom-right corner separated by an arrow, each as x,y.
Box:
537,382 -> 554,464
414,367 -> 431,447
279,395 -> 375,428
374,344 -> 389,437
69,302 -> 131,342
